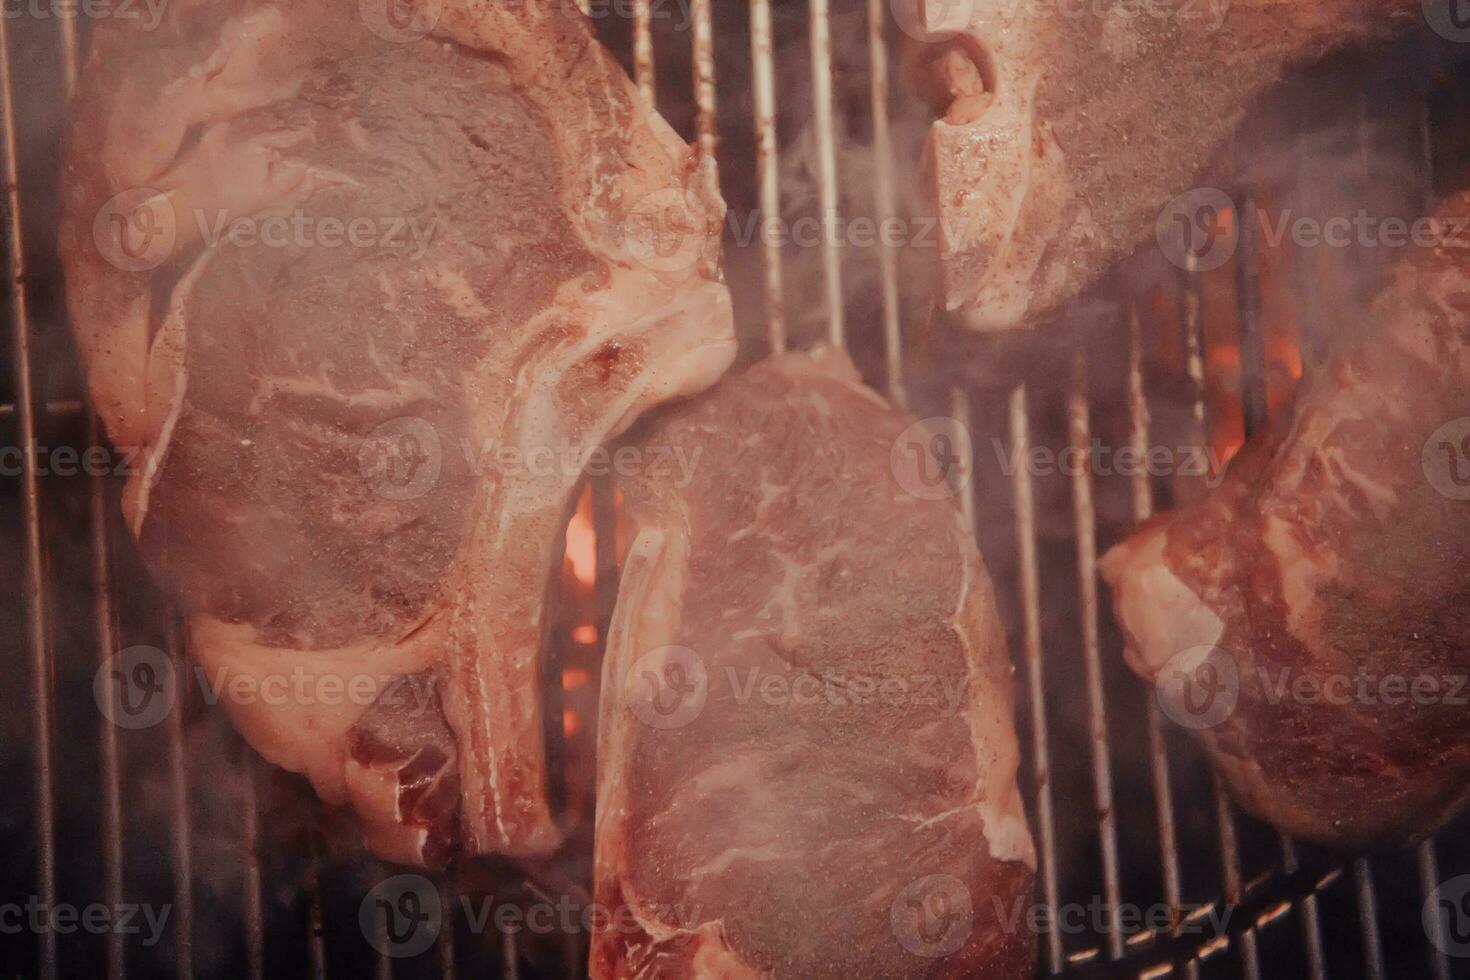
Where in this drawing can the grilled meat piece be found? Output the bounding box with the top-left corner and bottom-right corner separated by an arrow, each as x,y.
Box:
904,0 -> 1419,329
61,0 -> 735,864
1101,190 -> 1470,850
592,348 -> 1036,978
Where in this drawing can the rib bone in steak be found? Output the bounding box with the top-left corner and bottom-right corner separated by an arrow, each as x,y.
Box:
593,348 -> 1036,978
61,0 -> 735,863
904,0 -> 1418,329
1101,190 -> 1470,850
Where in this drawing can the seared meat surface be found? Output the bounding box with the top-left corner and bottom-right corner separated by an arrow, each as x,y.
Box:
593,349 -> 1035,978
1101,190 -> 1470,850
62,0 -> 734,863
906,0 -> 1420,329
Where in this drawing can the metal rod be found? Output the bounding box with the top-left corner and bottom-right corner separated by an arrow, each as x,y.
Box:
808,0 -> 845,347
689,0 -> 717,164
1281,838 -> 1326,980
1125,309 -> 1191,978
90,416 -> 128,980
63,20 -> 129,980
306,820 -> 327,980
502,930 -> 521,980
1213,771 -> 1259,980
1353,859 -> 1385,980
0,399 -> 85,418
438,877 -> 458,980
242,756 -> 264,980
1068,351 -> 1124,961
1183,249 -> 1260,980
1011,385 -> 1063,975
57,10 -> 79,100
165,620 -> 195,980
748,0 -> 786,353
0,15 -> 58,978
866,0 -> 905,406
1235,195 -> 1267,439
373,897 -> 392,980
1419,840 -> 1451,980
631,0 -> 656,105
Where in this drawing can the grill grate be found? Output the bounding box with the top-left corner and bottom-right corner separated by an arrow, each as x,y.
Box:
2,4 -> 1468,979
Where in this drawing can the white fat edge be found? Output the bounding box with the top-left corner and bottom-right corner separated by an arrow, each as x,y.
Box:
125,248 -> 212,538
84,291 -> 153,453
951,512 -> 1037,869
1100,528 -> 1225,682
187,611 -> 446,804
594,524 -> 695,920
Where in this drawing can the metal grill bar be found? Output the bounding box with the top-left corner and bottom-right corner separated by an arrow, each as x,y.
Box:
689,0 -> 717,163
1353,859 -> 1385,980
0,15 -> 58,978
306,826 -> 327,980
748,0 -> 786,353
807,0 -> 844,347
242,759 -> 265,980
1125,308 -> 1193,979
631,0 -> 655,104
1067,350 -> 1123,962
439,879 -> 459,980
1280,838 -> 1326,980
57,20 -> 134,980
1010,384 -> 1063,975
164,621 -> 195,979
1213,773 -> 1260,980
1420,840 -> 1452,980
90,418 -> 128,980
0,399 -> 83,417
865,0 -> 905,406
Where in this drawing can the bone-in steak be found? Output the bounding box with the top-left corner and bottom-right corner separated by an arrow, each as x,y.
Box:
593,349 -> 1035,978
61,0 -> 735,863
1101,189 -> 1470,850
903,0 -> 1418,329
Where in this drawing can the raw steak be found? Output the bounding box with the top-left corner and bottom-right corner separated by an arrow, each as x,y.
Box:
1101,189 -> 1470,850
902,0 -> 1419,329
61,0 -> 735,863
592,349 -> 1035,978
